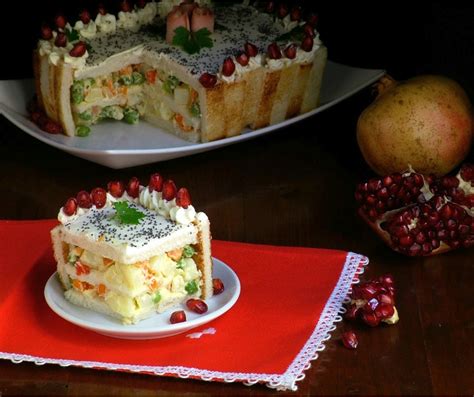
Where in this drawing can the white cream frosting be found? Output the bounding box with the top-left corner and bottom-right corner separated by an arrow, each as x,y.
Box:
75,20 -> 98,39
64,49 -> 89,69
38,40 -> 53,56
137,2 -> 158,25
117,11 -> 141,32
95,13 -> 117,33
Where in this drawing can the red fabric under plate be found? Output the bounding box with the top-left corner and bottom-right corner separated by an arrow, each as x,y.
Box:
0,220 -> 367,390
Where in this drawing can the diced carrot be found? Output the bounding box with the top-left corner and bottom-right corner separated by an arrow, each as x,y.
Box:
167,247 -> 184,261
145,69 -> 157,84
118,85 -> 128,96
75,261 -> 91,276
174,114 -> 193,132
190,89 -> 198,104
149,279 -> 159,291
134,260 -> 150,268
103,257 -> 114,267
71,246 -> 84,257
119,65 -> 133,76
72,279 -> 94,291
97,283 -> 107,297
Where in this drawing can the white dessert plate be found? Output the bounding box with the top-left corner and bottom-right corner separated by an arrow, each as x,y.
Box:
44,257 -> 240,340
0,61 -> 384,169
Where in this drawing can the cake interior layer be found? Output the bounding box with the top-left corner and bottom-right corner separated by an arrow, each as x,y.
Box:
58,243 -> 202,324
71,62 -> 202,141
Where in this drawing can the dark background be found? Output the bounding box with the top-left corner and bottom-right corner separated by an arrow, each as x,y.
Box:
1,1 -> 474,100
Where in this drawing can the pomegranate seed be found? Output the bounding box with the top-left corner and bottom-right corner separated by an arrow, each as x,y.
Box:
170,310 -> 186,324
162,180 -> 177,201
186,298 -> 208,314
63,198 -> 77,216
148,173 -> 164,192
126,177 -> 140,198
460,163 -> 474,182
284,44 -> 297,59
358,282 -> 380,300
76,190 -> 92,209
301,35 -> 314,52
341,331 -> 358,349
362,298 -> 379,313
361,312 -> 381,327
97,4 -> 107,15
137,0 -> 147,9
107,181 -> 125,198
235,52 -> 249,67
79,9 -> 91,24
267,42 -> 282,59
374,303 -> 395,320
54,32 -> 67,48
91,187 -> 107,208
212,278 -> 225,295
290,6 -> 302,21
55,14 -> 67,30
265,1 -> 275,13
377,293 -> 395,306
40,25 -> 53,40
244,42 -> 258,57
120,0 -> 132,12
222,57 -> 236,77
303,23 -> 315,38
199,73 -> 217,88
176,187 -> 192,208
277,3 -> 289,18
306,13 -> 318,27
69,42 -> 87,57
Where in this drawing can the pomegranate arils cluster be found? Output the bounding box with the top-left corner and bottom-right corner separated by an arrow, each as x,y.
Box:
356,164 -> 474,256
345,274 -> 399,327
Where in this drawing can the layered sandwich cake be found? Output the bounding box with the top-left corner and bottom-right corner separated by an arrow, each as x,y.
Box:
51,173 -> 213,324
33,0 -> 327,142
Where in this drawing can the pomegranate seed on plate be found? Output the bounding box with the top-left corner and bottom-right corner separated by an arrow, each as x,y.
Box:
212,278 -> 225,295
170,310 -> 186,324
186,298 -> 208,314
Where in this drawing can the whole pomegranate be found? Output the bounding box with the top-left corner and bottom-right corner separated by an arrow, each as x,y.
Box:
355,163 -> 474,256
357,75 -> 473,177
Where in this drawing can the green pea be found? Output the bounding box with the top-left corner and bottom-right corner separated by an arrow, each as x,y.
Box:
190,102 -> 201,118
123,108 -> 139,124
75,125 -> 91,137
71,81 -> 85,104
162,75 -> 180,94
185,280 -> 198,295
78,110 -> 92,121
120,75 -> 133,86
132,71 -> 145,85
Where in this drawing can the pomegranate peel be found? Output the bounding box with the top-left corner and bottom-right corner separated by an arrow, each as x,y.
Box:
357,74 -> 473,177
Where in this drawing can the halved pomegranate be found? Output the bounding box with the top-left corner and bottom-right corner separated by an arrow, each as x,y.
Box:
356,163 -> 474,256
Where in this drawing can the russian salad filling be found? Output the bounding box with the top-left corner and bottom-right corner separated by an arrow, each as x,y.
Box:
71,63 -> 201,137
63,243 -> 201,323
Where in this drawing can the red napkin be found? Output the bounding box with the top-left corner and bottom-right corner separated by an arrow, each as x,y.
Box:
0,220 -> 368,391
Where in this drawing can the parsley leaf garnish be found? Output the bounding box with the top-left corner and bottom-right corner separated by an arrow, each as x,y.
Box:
172,27 -> 213,55
65,28 -> 80,42
113,201 -> 145,225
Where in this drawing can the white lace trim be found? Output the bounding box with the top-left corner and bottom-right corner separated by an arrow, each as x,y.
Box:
0,252 -> 368,391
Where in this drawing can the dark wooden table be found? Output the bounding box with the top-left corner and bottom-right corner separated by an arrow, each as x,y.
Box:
1,83 -> 473,395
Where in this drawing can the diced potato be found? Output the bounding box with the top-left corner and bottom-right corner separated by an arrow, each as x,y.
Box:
160,102 -> 174,121
174,87 -> 190,107
85,87 -> 104,103
149,254 -> 176,277
79,250 -> 103,269
105,291 -> 136,318
120,264 -> 146,290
